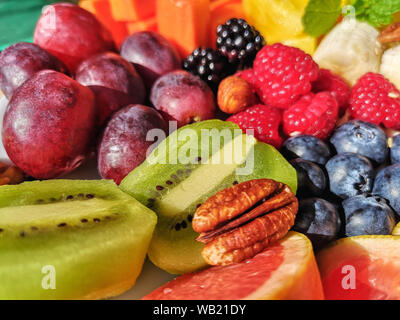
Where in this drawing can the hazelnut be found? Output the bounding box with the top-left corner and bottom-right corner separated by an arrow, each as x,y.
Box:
217,76 -> 256,114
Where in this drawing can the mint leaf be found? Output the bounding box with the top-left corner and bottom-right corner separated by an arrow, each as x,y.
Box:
354,0 -> 400,27
302,0 -> 342,37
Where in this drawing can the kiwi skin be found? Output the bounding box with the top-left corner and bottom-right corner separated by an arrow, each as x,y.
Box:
0,179 -> 157,299
121,120 -> 297,274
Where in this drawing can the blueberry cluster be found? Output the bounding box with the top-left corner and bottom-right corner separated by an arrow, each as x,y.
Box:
283,120 -> 400,249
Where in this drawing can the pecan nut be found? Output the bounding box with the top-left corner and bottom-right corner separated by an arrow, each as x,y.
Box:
193,179 -> 298,266
378,22 -> 400,44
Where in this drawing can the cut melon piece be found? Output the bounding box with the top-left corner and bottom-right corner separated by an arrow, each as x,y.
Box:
156,0 -> 211,58
0,180 -> 157,299
120,120 -> 297,274
110,0 -> 156,21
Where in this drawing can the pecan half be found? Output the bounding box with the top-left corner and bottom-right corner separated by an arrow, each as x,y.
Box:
193,179 -> 298,266
379,22 -> 400,44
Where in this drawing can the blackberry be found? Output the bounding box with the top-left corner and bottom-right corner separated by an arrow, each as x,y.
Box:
216,18 -> 264,68
183,47 -> 232,92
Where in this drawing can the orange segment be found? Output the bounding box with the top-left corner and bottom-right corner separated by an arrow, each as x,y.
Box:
156,0 -> 211,58
317,236 -> 400,300
143,232 -> 324,300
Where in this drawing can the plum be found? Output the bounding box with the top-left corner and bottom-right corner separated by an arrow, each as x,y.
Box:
2,70 -> 97,179
150,70 -> 215,127
98,104 -> 167,184
0,42 -> 67,100
120,31 -> 180,90
75,52 -> 146,126
34,3 -> 115,73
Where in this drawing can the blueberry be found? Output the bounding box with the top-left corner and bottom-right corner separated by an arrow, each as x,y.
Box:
373,164 -> 400,214
343,195 -> 396,236
290,159 -> 326,197
326,153 -> 374,199
390,135 -> 400,164
330,120 -> 388,164
282,135 -> 332,165
292,198 -> 341,248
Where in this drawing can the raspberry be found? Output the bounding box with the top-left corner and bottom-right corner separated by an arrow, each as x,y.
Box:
312,69 -> 350,109
349,72 -> 400,129
227,104 -> 283,148
283,92 -> 339,139
235,68 -> 256,86
252,44 -> 319,109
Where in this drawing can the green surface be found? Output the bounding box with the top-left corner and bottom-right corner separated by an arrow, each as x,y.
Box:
0,0 -> 76,50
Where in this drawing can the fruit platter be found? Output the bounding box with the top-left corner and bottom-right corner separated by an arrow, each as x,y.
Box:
1,0 -> 400,300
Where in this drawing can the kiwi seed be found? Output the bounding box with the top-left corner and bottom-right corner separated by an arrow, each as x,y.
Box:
181,221 -> 187,229
81,219 -> 88,223
166,180 -> 173,185
156,185 -> 164,191
175,224 -> 181,231
93,218 -> 100,223
187,215 -> 193,222
58,223 -> 67,227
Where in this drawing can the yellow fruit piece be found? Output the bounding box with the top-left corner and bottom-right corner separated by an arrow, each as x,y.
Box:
393,222 -> 400,236
243,0 -> 317,53
282,34 -> 317,55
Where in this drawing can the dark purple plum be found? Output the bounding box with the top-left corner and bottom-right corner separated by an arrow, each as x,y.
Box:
75,52 -> 146,125
98,104 -> 168,184
2,70 -> 97,179
120,31 -> 180,90
0,42 -> 67,99
34,3 -> 115,72
150,70 -> 215,127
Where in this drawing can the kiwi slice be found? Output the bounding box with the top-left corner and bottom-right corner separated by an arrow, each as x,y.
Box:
0,179 -> 157,299
120,120 -> 297,274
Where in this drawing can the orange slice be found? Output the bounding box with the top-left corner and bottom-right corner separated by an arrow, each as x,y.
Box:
318,236 -> 400,300
143,232 -> 324,300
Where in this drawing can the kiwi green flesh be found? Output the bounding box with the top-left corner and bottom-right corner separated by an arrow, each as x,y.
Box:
0,180 -> 157,299
120,120 -> 297,274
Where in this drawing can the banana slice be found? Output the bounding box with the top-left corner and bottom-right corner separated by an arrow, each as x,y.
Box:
313,19 -> 383,85
380,45 -> 400,90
